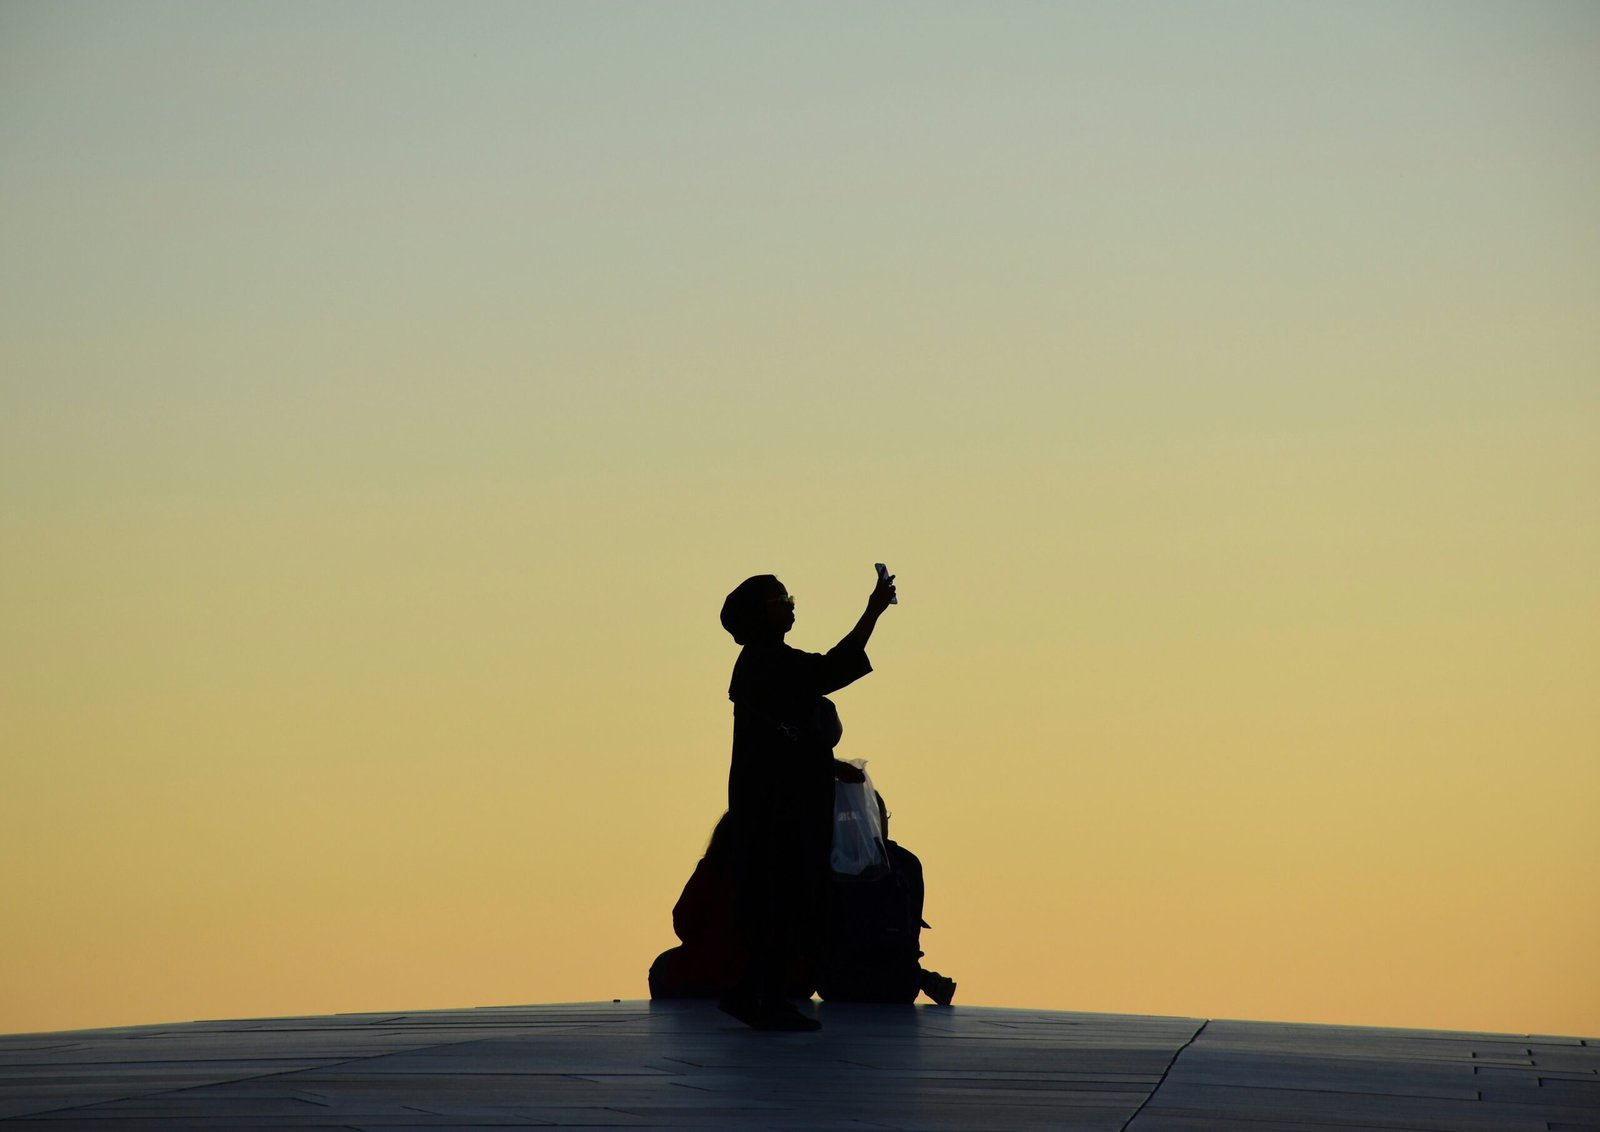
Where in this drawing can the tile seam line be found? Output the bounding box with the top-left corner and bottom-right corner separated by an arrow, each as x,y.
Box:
1118,1016 -> 1210,1132
0,1032 -> 512,1123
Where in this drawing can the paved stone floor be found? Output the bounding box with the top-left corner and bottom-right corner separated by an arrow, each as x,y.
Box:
0,1000 -> 1595,1130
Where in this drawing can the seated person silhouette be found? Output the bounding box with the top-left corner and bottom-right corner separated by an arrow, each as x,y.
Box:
817,792 -> 957,1006
650,791 -> 956,1006
647,812 -> 813,1001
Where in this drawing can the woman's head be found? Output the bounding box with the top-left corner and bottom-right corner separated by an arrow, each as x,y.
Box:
720,574 -> 795,644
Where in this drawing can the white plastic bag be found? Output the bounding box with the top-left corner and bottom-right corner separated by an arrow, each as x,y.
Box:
831,759 -> 888,877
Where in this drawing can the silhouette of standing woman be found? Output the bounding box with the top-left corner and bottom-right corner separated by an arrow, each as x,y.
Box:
717,569 -> 897,1031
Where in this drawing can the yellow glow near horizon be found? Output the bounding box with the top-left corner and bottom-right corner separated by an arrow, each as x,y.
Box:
2,2 -> 1597,1037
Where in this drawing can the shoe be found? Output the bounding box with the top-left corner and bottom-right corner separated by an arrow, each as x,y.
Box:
921,971 -> 957,1007
717,994 -> 763,1028
719,996 -> 822,1032
753,1001 -> 821,1032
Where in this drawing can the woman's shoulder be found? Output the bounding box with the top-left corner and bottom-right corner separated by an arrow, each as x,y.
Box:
735,640 -> 815,667
730,641 -> 816,698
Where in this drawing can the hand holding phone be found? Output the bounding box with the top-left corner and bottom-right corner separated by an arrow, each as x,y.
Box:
875,562 -> 897,604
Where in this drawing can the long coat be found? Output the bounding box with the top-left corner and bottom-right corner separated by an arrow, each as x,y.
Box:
724,637 -> 872,992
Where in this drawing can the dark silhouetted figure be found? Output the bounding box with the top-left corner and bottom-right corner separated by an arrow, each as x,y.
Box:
818,792 -> 957,1006
717,570 -> 895,1031
647,813 -> 813,1001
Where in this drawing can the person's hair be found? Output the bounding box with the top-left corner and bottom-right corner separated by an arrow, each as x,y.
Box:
704,811 -> 736,864
812,698 -> 842,749
720,574 -> 781,645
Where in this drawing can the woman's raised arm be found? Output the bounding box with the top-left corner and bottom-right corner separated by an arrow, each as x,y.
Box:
842,569 -> 897,652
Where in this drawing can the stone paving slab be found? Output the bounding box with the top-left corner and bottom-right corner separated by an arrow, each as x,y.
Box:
1126,1016 -> 1600,1132
0,1001 -> 1594,1130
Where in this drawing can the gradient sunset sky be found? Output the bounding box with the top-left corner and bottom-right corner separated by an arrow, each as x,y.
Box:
2,1 -> 1597,1038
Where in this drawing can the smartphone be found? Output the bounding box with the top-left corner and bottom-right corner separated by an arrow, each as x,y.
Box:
875,562 -> 897,604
